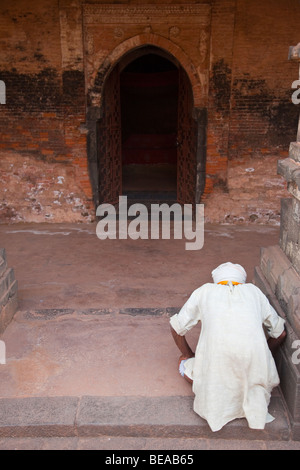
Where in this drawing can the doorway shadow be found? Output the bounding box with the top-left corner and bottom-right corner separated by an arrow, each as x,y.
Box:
120,53 -> 178,202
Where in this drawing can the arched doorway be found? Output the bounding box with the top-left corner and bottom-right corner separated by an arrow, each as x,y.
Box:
120,53 -> 178,202
97,47 -> 202,207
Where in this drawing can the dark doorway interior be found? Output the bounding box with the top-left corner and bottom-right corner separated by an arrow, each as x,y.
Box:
120,54 -> 179,201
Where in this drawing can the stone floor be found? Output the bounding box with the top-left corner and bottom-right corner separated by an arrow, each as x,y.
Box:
0,222 -> 282,311
0,222 -> 299,450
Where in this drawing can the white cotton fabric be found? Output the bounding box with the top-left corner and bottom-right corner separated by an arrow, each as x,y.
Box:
211,262 -> 247,284
179,359 -> 188,377
170,282 -> 285,432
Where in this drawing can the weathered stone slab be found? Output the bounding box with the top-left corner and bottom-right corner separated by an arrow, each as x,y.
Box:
278,158 -> 300,190
287,181 -> 300,201
0,394 -> 291,440
254,266 -> 286,319
260,246 -> 300,334
0,397 -> 79,438
289,142 -> 300,163
76,395 -> 290,441
254,263 -> 300,440
280,197 -> 292,252
260,245 -> 292,295
280,198 -> 300,274
119,307 -> 170,316
277,328 -> 300,442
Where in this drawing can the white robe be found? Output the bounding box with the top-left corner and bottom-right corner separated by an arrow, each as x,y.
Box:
170,282 -> 285,432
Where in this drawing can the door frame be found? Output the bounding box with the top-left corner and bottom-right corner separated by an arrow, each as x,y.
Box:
85,42 -> 207,209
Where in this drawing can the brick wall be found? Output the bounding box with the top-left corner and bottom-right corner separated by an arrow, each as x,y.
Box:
204,0 -> 300,223
0,0 -> 93,222
229,0 -> 299,155
0,0 -> 299,224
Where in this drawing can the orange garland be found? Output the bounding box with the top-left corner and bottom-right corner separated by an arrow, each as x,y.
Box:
217,281 -> 241,285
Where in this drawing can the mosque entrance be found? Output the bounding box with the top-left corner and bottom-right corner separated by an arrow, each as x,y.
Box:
97,48 -> 198,207
120,53 -> 178,203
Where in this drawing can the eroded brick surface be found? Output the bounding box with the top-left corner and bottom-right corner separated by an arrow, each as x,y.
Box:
0,0 -> 299,223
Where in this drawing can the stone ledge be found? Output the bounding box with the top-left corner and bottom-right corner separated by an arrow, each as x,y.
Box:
289,142 -> 300,163
254,265 -> 300,372
254,264 -> 300,441
0,395 -> 292,441
254,265 -> 286,319
0,397 -> 78,438
260,245 -> 292,294
278,158 -> 300,189
279,198 -> 300,275
259,245 -> 300,335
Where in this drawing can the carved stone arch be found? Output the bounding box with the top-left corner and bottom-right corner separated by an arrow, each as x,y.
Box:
90,33 -> 202,109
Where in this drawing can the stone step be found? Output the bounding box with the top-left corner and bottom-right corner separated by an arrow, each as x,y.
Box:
0,395 -> 291,440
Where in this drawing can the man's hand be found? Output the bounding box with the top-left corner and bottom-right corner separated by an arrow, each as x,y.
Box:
170,325 -> 194,358
267,328 -> 287,357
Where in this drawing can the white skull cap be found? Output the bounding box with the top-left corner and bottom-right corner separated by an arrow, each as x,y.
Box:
211,262 -> 247,284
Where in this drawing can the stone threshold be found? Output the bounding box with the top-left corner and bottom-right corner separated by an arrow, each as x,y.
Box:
0,395 -> 292,441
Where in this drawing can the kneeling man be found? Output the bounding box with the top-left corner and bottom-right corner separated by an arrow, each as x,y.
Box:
170,262 -> 286,432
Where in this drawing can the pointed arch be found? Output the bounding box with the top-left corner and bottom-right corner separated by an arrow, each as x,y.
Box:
90,33 -> 202,108
86,35 -> 207,209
